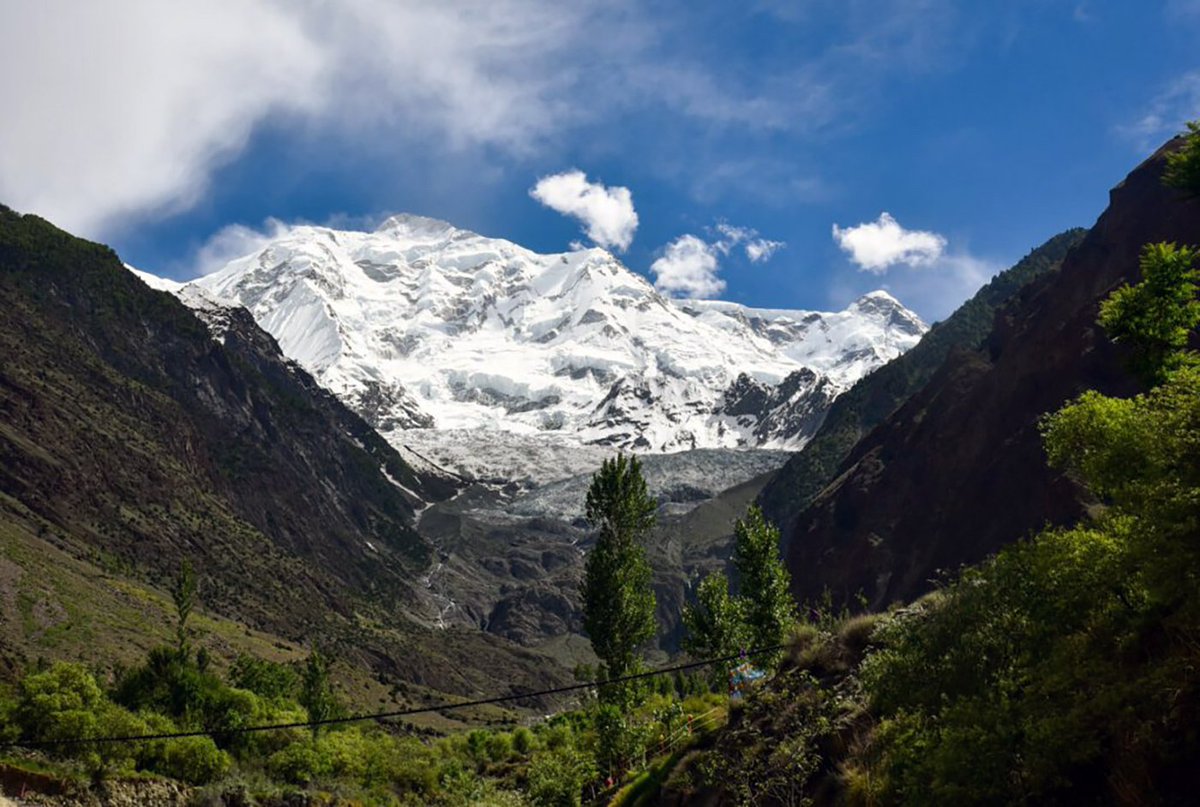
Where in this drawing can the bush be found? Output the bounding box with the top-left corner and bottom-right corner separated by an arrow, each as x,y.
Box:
15,662 -> 106,743
228,654 -> 300,702
512,726 -> 535,756
836,612 -> 884,658
267,740 -> 331,785
485,732 -> 513,763
526,746 -> 596,807
1165,120 -> 1200,193
153,736 -> 231,784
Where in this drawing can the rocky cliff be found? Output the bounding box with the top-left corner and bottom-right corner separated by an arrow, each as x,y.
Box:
781,138 -> 1199,609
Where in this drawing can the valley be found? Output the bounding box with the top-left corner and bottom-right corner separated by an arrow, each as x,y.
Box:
4,6 -> 1200,800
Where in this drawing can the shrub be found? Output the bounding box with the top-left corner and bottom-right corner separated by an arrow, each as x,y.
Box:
836,612 -> 884,659
267,740 -> 331,785
154,736 -> 231,784
228,654 -> 300,702
512,726 -> 535,756
526,746 -> 596,807
1165,120 -> 1200,194
485,732 -> 513,763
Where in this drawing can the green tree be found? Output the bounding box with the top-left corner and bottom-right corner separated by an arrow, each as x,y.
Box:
299,650 -> 340,737
858,239 -> 1200,804
527,745 -> 597,807
1098,241 -> 1199,384
172,559 -> 198,657
732,505 -> 795,658
1164,120 -> 1200,194
581,453 -> 658,703
682,572 -> 747,685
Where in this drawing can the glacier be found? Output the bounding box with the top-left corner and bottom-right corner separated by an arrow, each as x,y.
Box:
134,213 -> 926,482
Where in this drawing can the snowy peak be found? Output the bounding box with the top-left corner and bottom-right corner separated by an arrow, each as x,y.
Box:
146,215 -> 926,464
372,213 -> 458,238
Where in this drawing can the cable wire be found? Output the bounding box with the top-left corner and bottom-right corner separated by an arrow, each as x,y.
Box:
2,644 -> 786,750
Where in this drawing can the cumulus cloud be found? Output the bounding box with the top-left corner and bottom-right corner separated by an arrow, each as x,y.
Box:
828,211 -> 999,320
648,221 -> 784,299
0,0 -> 977,240
0,0 -> 822,239
832,212 -> 947,274
713,222 -> 785,263
650,235 -> 724,299
529,170 -> 639,252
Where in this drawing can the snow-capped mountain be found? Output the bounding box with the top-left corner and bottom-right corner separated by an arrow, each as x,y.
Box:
145,214 -> 925,463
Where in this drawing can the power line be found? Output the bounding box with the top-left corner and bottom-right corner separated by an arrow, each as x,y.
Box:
2,645 -> 786,750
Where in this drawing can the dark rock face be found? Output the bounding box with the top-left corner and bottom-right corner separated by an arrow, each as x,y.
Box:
0,206 -> 453,635
782,139 -> 1200,610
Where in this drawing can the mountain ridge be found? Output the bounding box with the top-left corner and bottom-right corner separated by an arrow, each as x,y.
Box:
135,217 -> 925,474
0,204 -> 581,704
780,137 -> 1198,610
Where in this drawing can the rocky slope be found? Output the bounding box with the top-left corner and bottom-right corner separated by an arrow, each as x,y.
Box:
0,206 -> 569,701
759,228 -> 1086,541
781,138 -> 1199,610
148,216 -> 924,473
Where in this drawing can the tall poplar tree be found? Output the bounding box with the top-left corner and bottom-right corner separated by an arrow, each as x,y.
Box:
581,453 -> 658,704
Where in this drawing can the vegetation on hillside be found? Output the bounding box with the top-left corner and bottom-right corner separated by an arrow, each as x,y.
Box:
0,561 -> 728,805
759,227 -> 1087,537
663,131 -> 1200,804
1165,120 -> 1200,194
683,505 -> 796,676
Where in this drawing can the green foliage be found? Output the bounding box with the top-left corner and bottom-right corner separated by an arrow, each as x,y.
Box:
13,663 -> 148,774
697,668 -> 834,806
14,662 -> 107,744
581,454 -> 658,703
682,572 -> 747,683
731,505 -> 795,658
1164,120 -> 1200,194
593,703 -> 638,776
683,505 -> 793,680
1045,365 -> 1200,607
527,745 -> 597,807
851,248 -> 1200,803
485,731 -> 514,763
149,735 -> 231,785
1097,241 -> 1199,384
298,649 -> 341,734
172,559 -> 198,656
584,453 -> 657,542
512,726 -> 535,756
228,654 -> 301,702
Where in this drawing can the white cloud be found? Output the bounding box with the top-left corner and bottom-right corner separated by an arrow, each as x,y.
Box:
832,212 -> 947,274
190,219 -> 295,276
529,170 -> 638,252
0,0 -> 983,239
648,221 -> 783,299
650,235 -> 724,299
828,211 -> 999,320
713,223 -> 785,263
0,0 -> 324,237
1119,70 -> 1200,152
745,239 -> 785,263
0,0 -> 638,237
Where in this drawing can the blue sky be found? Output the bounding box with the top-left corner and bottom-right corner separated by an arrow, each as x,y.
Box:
2,1 -> 1199,320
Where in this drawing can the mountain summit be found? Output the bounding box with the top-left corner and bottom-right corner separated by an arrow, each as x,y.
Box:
144,218 -> 925,471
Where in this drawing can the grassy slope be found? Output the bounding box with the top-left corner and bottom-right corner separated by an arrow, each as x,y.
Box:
0,206 -> 573,717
